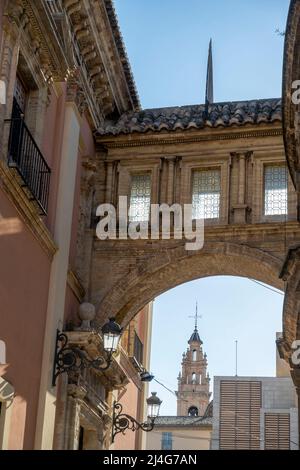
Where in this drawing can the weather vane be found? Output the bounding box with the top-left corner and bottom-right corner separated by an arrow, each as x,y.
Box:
189,301 -> 202,330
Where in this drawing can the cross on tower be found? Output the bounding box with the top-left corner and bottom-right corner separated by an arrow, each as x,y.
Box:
189,302 -> 202,330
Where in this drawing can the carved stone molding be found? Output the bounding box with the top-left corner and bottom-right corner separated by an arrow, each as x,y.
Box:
3,0 -> 138,131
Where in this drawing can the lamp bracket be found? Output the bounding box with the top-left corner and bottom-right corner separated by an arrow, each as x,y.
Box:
112,401 -> 155,443
52,330 -> 112,386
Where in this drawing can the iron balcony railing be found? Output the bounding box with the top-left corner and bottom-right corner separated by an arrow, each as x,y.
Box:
6,114 -> 51,215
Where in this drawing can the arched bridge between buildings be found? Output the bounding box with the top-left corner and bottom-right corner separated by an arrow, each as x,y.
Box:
77,100 -> 300,356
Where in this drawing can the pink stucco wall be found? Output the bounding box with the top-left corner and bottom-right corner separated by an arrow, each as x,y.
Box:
114,381 -> 140,450
114,306 -> 151,450
0,189 -> 51,449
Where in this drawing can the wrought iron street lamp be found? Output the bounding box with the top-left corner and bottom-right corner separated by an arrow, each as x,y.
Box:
112,392 -> 162,443
52,317 -> 123,386
140,369 -> 154,382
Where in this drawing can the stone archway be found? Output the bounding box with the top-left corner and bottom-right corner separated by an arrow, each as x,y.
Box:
94,241 -> 283,327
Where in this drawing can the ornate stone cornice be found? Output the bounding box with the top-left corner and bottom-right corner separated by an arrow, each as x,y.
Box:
0,160 -> 57,259
97,127 -> 283,150
5,0 -> 69,82
59,0 -> 139,127
4,1 -> 138,128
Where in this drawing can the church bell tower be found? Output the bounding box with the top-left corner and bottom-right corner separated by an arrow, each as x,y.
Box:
176,308 -> 211,417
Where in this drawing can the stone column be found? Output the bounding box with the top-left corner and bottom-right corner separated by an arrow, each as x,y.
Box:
75,157 -> 97,294
34,96 -> 81,449
174,156 -> 182,204
166,157 -> 176,205
238,153 -> 246,205
105,161 -> 114,204
231,151 -> 252,224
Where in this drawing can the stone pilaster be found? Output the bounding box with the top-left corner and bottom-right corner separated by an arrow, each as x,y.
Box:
34,100 -> 81,450
231,151 -> 252,224
166,157 -> 176,205
75,157 -> 97,295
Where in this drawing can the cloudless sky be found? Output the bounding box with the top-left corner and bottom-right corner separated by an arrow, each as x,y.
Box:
114,0 -> 290,415
115,0 -> 289,108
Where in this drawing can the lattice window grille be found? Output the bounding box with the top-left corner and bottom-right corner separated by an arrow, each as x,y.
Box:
129,174 -> 151,222
192,169 -> 221,219
264,165 -> 288,216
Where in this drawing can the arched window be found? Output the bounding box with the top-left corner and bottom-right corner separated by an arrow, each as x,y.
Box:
192,373 -> 196,384
188,406 -> 199,417
192,350 -> 197,361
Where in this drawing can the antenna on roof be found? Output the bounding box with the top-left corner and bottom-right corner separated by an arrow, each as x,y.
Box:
205,39 -> 214,118
235,340 -> 238,377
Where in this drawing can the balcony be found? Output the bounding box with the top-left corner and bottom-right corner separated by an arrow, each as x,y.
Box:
6,105 -> 51,215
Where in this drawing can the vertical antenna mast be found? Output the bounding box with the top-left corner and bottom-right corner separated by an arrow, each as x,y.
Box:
235,340 -> 238,377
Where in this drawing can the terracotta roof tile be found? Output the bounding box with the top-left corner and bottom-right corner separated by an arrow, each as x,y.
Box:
98,98 -> 282,136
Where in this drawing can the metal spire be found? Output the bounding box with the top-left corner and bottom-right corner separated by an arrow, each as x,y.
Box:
189,302 -> 201,330
205,39 -> 214,117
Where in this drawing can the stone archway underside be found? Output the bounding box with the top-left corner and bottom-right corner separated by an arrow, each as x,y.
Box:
92,240 -> 284,327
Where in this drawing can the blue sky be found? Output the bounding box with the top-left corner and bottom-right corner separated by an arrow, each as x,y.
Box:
148,277 -> 283,415
114,0 -> 289,415
115,0 -> 289,108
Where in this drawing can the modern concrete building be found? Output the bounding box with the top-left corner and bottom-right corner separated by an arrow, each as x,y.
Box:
212,374 -> 298,450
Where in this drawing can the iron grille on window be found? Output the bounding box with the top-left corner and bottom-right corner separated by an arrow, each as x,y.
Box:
264,165 -> 288,216
192,169 -> 221,219
129,174 -> 151,222
6,99 -> 51,215
161,432 -> 173,450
